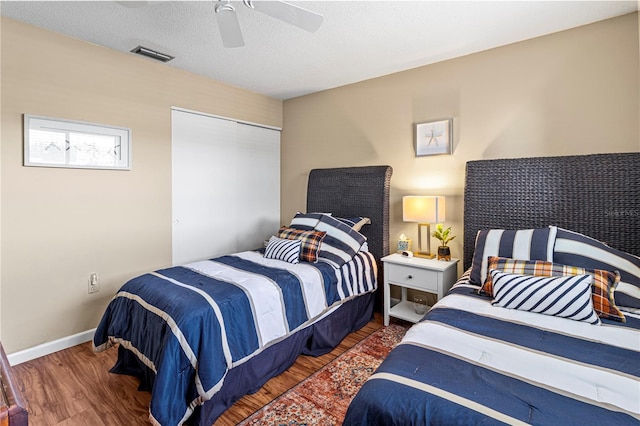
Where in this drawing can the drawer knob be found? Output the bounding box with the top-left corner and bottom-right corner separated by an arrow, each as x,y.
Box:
407,275 -> 413,279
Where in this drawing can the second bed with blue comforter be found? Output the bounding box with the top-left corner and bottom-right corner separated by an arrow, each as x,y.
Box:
345,153 -> 640,426
345,278 -> 640,425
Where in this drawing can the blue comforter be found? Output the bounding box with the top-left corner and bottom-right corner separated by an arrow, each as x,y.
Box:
345,281 -> 640,425
94,250 -> 376,425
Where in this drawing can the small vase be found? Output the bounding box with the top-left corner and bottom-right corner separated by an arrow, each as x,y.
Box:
437,246 -> 451,261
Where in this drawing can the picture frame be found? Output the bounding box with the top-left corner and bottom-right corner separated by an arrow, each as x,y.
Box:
414,118 -> 452,157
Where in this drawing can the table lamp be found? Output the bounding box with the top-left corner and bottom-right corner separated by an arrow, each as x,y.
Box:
402,195 -> 445,258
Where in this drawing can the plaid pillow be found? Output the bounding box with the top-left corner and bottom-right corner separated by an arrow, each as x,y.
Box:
277,226 -> 326,263
479,256 -> 625,322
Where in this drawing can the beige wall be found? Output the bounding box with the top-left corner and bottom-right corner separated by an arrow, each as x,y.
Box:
282,13 -> 640,274
1,18 -> 282,353
2,12 -> 639,354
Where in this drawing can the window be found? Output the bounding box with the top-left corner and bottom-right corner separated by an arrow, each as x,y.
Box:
24,114 -> 131,170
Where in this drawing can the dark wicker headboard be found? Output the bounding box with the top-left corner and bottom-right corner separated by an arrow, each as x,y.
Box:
306,166 -> 393,264
463,153 -> 640,270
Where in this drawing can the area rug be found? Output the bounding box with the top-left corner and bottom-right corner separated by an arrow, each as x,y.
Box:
238,324 -> 408,426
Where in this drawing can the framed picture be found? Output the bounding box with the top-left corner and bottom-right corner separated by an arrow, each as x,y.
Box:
415,118 -> 452,156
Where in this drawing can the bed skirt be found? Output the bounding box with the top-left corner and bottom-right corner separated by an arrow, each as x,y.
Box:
110,291 -> 375,425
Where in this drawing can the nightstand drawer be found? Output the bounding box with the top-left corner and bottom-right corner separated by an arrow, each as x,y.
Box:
387,263 -> 438,292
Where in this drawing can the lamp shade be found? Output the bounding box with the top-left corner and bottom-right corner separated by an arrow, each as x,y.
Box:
402,196 -> 445,223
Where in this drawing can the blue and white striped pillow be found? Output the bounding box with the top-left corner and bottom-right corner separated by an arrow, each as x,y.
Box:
470,227 -> 557,285
335,216 -> 371,232
289,212 -> 326,231
290,213 -> 371,232
490,270 -> 600,325
315,214 -> 367,268
553,227 -> 640,311
264,236 -> 301,264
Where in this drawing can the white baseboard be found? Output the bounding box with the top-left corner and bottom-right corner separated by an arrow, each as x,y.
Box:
7,328 -> 96,366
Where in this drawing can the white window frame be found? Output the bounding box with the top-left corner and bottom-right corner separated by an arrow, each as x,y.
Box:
24,114 -> 131,170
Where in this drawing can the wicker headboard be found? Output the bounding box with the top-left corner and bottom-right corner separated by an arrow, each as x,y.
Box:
306,165 -> 393,264
463,152 -> 640,270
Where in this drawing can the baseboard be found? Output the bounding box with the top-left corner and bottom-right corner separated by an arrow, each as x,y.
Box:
7,328 -> 96,366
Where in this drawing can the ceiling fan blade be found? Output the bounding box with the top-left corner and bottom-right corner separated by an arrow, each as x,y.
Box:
215,4 -> 245,48
248,1 -> 323,32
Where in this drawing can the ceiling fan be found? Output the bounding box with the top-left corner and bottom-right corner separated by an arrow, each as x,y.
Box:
215,1 -> 323,48
117,1 -> 323,48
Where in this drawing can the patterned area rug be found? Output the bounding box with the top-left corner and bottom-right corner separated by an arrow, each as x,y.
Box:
238,324 -> 408,426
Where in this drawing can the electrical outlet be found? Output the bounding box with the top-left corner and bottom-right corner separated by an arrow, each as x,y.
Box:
88,273 -> 99,294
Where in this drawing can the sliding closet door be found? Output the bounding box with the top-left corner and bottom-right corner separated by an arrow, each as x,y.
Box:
171,109 -> 280,265
172,110 -> 238,265
235,123 -> 280,252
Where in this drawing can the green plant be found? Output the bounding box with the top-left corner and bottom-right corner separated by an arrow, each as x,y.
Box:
432,223 -> 455,247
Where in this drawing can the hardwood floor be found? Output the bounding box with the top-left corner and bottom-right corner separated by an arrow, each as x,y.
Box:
11,315 -> 383,425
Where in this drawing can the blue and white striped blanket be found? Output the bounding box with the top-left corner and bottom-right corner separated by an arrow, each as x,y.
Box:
94,250 -> 377,426
345,279 -> 640,425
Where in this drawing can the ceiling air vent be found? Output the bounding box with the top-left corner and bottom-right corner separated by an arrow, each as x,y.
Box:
130,46 -> 174,62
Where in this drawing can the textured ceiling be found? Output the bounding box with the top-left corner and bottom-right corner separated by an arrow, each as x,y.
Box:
1,1 -> 637,100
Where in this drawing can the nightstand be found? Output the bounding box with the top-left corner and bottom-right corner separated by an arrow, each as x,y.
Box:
382,253 -> 459,326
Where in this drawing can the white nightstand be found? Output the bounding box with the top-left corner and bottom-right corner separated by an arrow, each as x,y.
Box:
382,253 -> 459,326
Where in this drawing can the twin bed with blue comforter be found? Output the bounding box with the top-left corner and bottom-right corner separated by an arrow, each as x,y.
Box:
345,153 -> 640,425
94,250 -> 377,425
92,165 -> 393,425
346,273 -> 640,425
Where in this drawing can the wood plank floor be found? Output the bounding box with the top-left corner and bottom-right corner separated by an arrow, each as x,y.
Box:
11,315 -> 383,425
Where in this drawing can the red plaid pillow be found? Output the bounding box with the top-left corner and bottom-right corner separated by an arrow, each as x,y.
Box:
479,256 -> 625,322
277,227 -> 326,263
